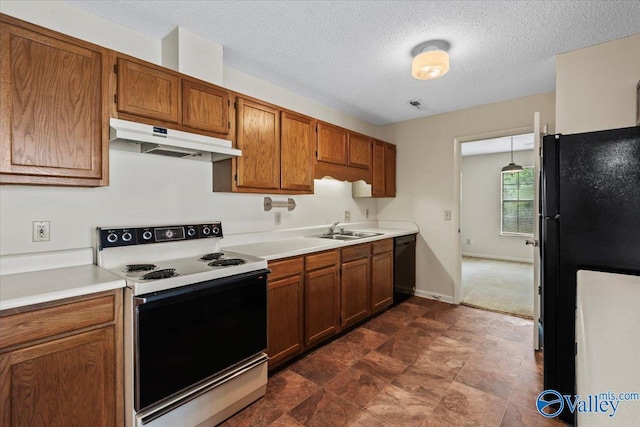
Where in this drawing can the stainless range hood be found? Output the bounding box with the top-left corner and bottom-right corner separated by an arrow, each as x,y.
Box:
109,118 -> 241,162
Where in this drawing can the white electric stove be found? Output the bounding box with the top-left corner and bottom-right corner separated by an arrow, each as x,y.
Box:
96,222 -> 269,427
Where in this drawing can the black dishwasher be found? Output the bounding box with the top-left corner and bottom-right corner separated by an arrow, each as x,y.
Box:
394,234 -> 416,304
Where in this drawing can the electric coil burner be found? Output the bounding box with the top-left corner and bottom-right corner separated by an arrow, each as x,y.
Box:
200,252 -> 224,261
139,268 -> 178,280
209,258 -> 246,267
96,222 -> 269,427
124,264 -> 157,273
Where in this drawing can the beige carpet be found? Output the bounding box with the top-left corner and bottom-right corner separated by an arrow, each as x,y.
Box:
461,256 -> 533,318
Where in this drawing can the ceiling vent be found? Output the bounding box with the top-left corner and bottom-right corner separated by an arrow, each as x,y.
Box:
408,98 -> 429,111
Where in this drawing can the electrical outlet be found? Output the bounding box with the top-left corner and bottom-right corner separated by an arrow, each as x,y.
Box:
444,210 -> 452,221
274,212 -> 282,225
344,210 -> 351,221
466,238 -> 475,245
33,221 -> 50,242
365,208 -> 369,219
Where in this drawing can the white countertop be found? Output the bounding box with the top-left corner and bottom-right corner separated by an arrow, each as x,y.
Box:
0,264 -> 125,311
0,221 -> 418,310
222,226 -> 418,261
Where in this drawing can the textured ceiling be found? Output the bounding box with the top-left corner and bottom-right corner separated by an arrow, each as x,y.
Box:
64,1 -> 640,125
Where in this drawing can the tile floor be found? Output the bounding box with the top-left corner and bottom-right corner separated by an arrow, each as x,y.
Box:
220,297 -> 566,426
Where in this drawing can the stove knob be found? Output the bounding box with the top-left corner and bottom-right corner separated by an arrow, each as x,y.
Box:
202,226 -> 211,236
106,233 -> 118,243
187,228 -> 197,237
122,232 -> 133,242
142,231 -> 153,240
212,226 -> 220,236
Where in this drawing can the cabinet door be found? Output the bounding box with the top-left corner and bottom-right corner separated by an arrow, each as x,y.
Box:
372,140 -> 386,196
316,122 -> 347,165
0,327 -> 116,427
0,22 -> 106,185
117,58 -> 180,123
304,266 -> 340,347
341,257 -> 371,328
347,133 -> 372,170
267,274 -> 304,369
281,112 -> 314,192
236,98 -> 280,189
385,143 -> 397,197
371,251 -> 394,313
182,79 -> 229,135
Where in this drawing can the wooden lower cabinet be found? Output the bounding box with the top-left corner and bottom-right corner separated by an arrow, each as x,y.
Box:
340,257 -> 371,328
0,290 -> 122,427
304,251 -> 340,348
266,240 -> 395,368
267,257 -> 304,370
371,252 -> 394,313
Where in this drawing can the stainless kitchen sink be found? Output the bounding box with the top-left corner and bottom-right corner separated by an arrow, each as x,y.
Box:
312,231 -> 383,240
336,231 -> 382,238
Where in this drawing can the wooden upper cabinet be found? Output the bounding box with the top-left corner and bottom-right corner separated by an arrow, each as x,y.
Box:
385,143 -> 397,197
182,79 -> 229,135
317,122 -> 348,165
117,58 -> 180,123
281,112 -> 314,192
0,16 -> 108,186
372,140 -> 386,196
347,133 -> 372,170
115,55 -> 232,139
236,98 -> 280,189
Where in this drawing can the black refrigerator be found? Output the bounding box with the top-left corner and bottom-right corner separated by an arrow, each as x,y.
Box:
541,126 -> 640,423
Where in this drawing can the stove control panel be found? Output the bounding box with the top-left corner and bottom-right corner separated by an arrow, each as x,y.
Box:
98,222 -> 223,249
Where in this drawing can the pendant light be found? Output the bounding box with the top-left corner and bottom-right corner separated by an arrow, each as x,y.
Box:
501,136 -> 523,173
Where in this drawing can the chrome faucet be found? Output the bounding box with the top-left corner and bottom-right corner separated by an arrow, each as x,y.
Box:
328,221 -> 340,235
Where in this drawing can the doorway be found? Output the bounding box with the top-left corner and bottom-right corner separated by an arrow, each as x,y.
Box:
454,130 -> 535,318
461,133 -> 535,317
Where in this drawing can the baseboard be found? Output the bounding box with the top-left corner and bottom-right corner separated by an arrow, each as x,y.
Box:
413,289 -> 455,304
462,252 -> 533,264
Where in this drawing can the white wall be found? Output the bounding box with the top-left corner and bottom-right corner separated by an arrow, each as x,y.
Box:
556,33 -> 640,134
377,92 -> 555,301
461,150 -> 534,263
0,1 -> 377,257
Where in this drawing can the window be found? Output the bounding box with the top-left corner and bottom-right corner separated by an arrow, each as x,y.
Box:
501,167 -> 534,236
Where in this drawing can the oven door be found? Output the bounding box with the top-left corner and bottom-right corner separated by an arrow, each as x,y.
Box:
134,269 -> 268,412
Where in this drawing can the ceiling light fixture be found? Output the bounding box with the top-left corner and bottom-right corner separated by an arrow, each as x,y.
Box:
501,136 -> 524,173
411,40 -> 450,80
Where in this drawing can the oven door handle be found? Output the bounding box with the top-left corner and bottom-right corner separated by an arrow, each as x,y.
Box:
134,297 -> 147,306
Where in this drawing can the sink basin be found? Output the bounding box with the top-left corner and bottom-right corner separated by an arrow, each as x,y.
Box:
314,231 -> 383,240
315,234 -> 359,240
337,231 -> 383,238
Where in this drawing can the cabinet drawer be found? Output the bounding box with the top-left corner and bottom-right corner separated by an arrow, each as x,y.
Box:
372,239 -> 393,255
269,257 -> 304,281
341,243 -> 371,262
0,293 -> 116,350
305,250 -> 339,271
